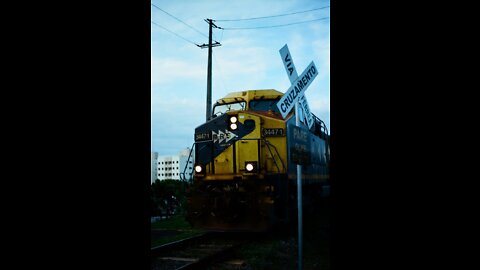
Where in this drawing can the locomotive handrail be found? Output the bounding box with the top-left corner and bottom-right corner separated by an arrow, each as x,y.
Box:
311,113 -> 329,138
180,143 -> 195,182
264,140 -> 281,173
312,113 -> 330,169
263,139 -> 286,174
234,137 -> 286,174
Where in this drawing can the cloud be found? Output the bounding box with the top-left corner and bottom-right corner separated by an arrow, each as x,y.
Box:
151,57 -> 206,86
312,38 -> 330,78
309,98 -> 330,113
151,95 -> 204,114
215,37 -> 270,75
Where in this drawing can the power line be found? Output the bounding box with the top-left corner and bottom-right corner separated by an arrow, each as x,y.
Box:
151,3 -> 209,40
216,6 -> 329,22
151,21 -> 199,46
220,17 -> 329,30
219,29 -> 224,43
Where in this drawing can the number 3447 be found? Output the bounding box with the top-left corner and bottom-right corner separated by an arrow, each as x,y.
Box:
262,128 -> 284,137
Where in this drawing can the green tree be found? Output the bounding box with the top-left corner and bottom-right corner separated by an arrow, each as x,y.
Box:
150,179 -> 189,217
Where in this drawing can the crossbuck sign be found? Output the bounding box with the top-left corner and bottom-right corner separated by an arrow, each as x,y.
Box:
276,44 -> 317,128
276,44 -> 318,270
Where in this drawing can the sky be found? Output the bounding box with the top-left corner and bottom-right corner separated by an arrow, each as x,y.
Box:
151,0 -> 330,156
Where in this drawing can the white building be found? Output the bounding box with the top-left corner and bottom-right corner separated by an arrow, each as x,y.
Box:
151,152 -> 158,184
157,148 -> 194,181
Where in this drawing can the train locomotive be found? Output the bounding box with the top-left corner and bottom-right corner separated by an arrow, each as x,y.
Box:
186,89 -> 329,231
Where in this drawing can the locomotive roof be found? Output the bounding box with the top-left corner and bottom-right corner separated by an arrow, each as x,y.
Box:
216,89 -> 283,105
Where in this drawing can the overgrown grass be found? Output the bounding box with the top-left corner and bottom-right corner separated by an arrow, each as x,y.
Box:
151,215 -> 191,230
236,236 -> 298,270
234,202 -> 331,270
151,215 -> 205,247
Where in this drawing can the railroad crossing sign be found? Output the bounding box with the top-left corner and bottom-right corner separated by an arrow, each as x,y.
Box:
277,44 -> 317,128
276,44 -> 318,270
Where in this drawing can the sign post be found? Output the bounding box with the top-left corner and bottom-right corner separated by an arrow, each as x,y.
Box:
295,102 -> 303,270
277,44 -> 318,270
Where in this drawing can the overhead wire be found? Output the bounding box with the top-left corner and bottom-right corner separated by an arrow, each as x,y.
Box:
151,3 -> 220,43
215,6 -> 329,21
151,3 -> 209,39
151,21 -> 199,46
219,17 -> 329,30
217,28 -> 224,43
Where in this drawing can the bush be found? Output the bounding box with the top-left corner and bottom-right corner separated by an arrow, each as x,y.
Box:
151,179 -> 190,216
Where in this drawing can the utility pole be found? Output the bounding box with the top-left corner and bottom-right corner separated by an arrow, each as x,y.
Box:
198,19 -> 221,121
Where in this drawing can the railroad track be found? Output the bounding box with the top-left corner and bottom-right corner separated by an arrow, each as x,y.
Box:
151,232 -> 250,270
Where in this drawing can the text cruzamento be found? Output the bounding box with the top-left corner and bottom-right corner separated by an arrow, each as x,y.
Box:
277,61 -> 317,118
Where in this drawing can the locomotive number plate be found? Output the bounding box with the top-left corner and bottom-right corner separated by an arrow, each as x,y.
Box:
262,128 -> 284,137
195,132 -> 211,142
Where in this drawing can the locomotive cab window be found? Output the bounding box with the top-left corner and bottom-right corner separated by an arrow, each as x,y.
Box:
249,98 -> 281,113
212,101 -> 246,116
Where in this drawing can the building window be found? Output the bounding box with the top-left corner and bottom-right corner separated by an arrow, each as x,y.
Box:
176,161 -> 179,163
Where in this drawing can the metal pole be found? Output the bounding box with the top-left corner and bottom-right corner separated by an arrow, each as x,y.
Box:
199,19 -> 221,121
295,102 -> 303,270
206,19 -> 213,121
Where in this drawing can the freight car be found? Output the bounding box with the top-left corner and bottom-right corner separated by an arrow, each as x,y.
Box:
186,89 -> 329,231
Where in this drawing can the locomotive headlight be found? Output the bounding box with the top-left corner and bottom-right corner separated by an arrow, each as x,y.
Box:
245,161 -> 257,172
229,116 -> 238,130
194,165 -> 203,173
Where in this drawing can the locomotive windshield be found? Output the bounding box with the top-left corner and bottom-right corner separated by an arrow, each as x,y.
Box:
213,101 -> 246,116
249,98 -> 281,113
